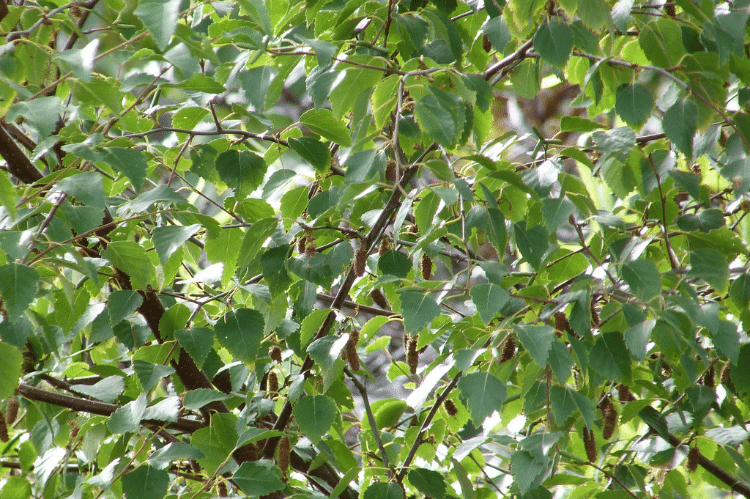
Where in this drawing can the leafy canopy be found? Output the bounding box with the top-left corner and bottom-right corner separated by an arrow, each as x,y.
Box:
2,0 -> 750,498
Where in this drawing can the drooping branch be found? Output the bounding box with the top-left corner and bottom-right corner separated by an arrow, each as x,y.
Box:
0,122 -> 43,183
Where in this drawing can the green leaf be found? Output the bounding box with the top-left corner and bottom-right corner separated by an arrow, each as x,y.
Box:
470,283 -> 509,324
625,319 -> 656,360
293,395 -> 337,443
190,414 -> 238,473
370,399 -> 408,429
121,465 -> 170,499
308,335 -> 349,370
103,242 -> 155,291
457,371 -> 506,423
548,341 -> 575,383
174,328 -> 214,369
400,292 -> 441,334
215,150 -> 267,196
0,263 -> 39,322
663,99 -> 698,158
133,360 -> 175,392
578,0 -> 610,30
363,482 -> 404,499
72,376 -> 124,403
232,461 -> 284,496
688,248 -> 728,292
172,107 -> 208,130
214,308 -> 264,364
407,468 -> 446,499
238,66 -> 277,111
289,137 -> 331,172
513,222 -> 548,270
299,108 -> 352,146
168,73 -> 226,93
102,148 -> 148,192
414,87 -> 464,147
107,290 -> 143,326
108,394 -> 148,433
183,389 -> 231,411
590,332 -> 632,384
541,198 -> 575,233
299,308 -> 332,348
732,344 -> 750,394
487,208 -> 507,255
378,250 -> 411,278
205,227 -> 244,286
148,442 -> 205,470
0,476 -> 31,499
621,259 -> 661,301
0,343 -> 22,400
534,21 -> 573,67
514,325 -> 554,368
56,172 -> 105,209
615,84 -> 654,127
510,450 -> 548,494
713,321 -> 739,365
152,224 -> 201,265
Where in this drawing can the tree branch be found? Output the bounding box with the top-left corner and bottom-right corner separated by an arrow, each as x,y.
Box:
0,122 -> 43,183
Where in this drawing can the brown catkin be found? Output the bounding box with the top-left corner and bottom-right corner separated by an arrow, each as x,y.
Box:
379,238 -> 391,255
721,364 -> 731,385
704,365 -> 715,388
590,298 -> 600,328
687,446 -> 700,473
583,427 -> 597,462
554,312 -> 569,337
420,254 -> 433,280
269,345 -> 282,363
69,420 -> 80,442
305,241 -> 317,258
217,481 -> 228,496
346,330 -> 360,371
191,460 -> 201,474
482,34 -> 492,52
386,159 -> 396,182
602,407 -> 618,440
500,337 -> 516,363
297,235 -> 307,254
407,337 -> 419,374
371,288 -> 389,309
354,241 -> 368,277
6,398 -> 18,426
618,384 -> 631,403
444,399 -> 459,417
0,411 -> 7,443
70,3 -> 83,17
278,437 -> 290,475
268,372 -> 279,393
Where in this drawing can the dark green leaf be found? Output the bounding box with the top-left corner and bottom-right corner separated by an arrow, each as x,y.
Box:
534,21 -> 573,67
121,465 -> 170,499
0,263 -> 39,322
133,360 -> 175,392
214,309 -> 264,364
621,259 -> 661,301
514,325 -> 554,367
103,242 -> 155,291
232,461 -> 285,496
378,250 -> 411,278
148,443 -> 204,470
713,320 -> 739,365
289,137 -> 331,172
514,222 -> 548,270
457,371 -> 506,423
414,87 -> 464,147
625,319 -> 656,360
107,290 -> 143,326
663,99 -> 697,158
688,248 -> 728,292
238,66 -> 277,111
400,292 -> 441,333
102,148 -> 148,191
216,150 -> 268,196
183,388 -> 232,411
541,198 -> 575,233
548,341 -> 575,383
363,482 -> 404,499
108,394 -> 148,433
152,224 -> 201,265
407,468 -> 446,499
299,108 -> 352,146
470,283 -> 509,324
590,332 -> 632,384
293,395 -> 336,443
615,84 -> 654,127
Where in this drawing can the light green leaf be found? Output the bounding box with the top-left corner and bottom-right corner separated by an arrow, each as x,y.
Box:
534,21 -> 573,67
514,325 -> 554,367
0,343 -> 22,400
148,442 -> 204,470
121,465 -> 170,499
0,263 -> 39,322
510,450 -> 548,494
713,321 -> 739,365
172,107 -> 208,130
590,332 -> 632,384
72,376 -> 124,403
299,308 -> 332,348
548,341 -> 574,383
625,319 -> 656,360
142,396 -> 179,422
470,283 -> 509,324
299,108 -> 352,146
191,413 -> 238,472
457,371 -> 506,422
400,292 -> 441,334
293,395 -> 337,443
56,172 -> 105,209
205,227 -> 244,286
578,0 -> 611,30
102,147 -> 148,192
214,308 -> 264,364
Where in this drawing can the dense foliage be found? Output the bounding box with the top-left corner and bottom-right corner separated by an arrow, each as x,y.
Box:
2,0 -> 750,498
